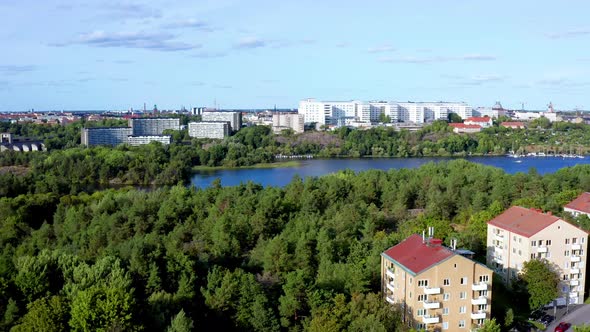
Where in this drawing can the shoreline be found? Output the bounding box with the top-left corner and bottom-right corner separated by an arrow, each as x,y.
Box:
192,160 -> 302,171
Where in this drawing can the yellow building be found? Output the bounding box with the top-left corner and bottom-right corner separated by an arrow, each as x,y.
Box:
487,206 -> 588,305
382,233 -> 493,331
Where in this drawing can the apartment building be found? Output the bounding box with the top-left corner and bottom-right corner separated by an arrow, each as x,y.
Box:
272,113 -> 305,134
201,111 -> 242,132
382,233 -> 493,331
487,206 -> 588,305
129,118 -> 180,136
81,127 -> 132,146
298,98 -> 471,126
188,121 -> 230,139
127,135 -> 171,146
564,192 -> 590,218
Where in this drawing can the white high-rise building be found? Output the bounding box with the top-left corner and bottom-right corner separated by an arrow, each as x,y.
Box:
298,99 -> 471,126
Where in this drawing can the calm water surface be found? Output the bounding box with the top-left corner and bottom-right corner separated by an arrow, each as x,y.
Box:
190,156 -> 590,188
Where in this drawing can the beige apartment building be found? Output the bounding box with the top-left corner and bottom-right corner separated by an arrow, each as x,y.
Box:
381,233 -> 493,331
487,206 -> 588,305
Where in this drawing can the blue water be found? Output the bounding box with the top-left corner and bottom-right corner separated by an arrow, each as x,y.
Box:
190,156 -> 590,188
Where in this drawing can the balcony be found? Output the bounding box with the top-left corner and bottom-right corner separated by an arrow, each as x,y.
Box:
471,311 -> 487,320
424,287 -> 441,295
423,301 -> 441,309
386,296 -> 395,304
570,268 -> 580,274
571,256 -> 581,262
494,233 -> 504,241
386,268 -> 395,279
572,244 -> 582,250
422,315 -> 440,324
472,283 -> 488,291
471,297 -> 487,305
569,292 -> 578,299
570,279 -> 580,286
386,283 -> 395,292
537,246 -> 548,253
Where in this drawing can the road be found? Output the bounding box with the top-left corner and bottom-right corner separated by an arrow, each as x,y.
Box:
545,304 -> 590,331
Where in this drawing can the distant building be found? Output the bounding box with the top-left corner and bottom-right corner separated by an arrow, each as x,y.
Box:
1,133 -> 13,144
127,135 -> 171,146
298,98 -> 472,127
564,192 -> 590,218
449,123 -> 482,133
201,112 -> 242,132
191,107 -> 206,116
500,121 -> 525,129
129,118 -> 180,136
188,121 -> 230,139
464,116 -> 493,128
382,232 -> 493,331
81,127 -> 132,146
272,113 -> 305,133
487,206 -> 588,305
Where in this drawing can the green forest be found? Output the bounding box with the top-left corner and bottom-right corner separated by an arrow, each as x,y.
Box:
2,157 -> 590,331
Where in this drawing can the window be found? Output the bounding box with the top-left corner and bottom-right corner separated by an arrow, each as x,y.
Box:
417,309 -> 426,317
443,322 -> 449,330
459,291 -> 467,299
479,304 -> 488,311
459,306 -> 466,313
512,248 -> 516,253
547,252 -> 551,258
531,253 -> 535,259
409,278 -> 412,284
547,240 -> 552,245
443,308 -> 449,315
518,250 -> 522,256
418,294 -> 427,302
519,238 -> 522,243
539,240 -> 544,246
409,292 -> 412,299
418,279 -> 428,287
461,277 -> 467,285
443,278 -> 450,286
479,290 -> 488,297
513,235 -> 516,241
479,275 -> 489,283
573,238 -> 577,244
566,239 -> 570,245
531,240 -> 537,246
443,293 -> 450,301
565,250 -> 570,256
582,237 -> 585,244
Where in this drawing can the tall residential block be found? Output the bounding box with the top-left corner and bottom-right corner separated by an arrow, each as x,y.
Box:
129,118 -> 180,136
201,112 -> 242,132
487,206 -> 588,305
188,121 -> 230,139
298,98 -> 471,126
81,127 -> 132,146
382,233 -> 493,331
272,113 -> 305,133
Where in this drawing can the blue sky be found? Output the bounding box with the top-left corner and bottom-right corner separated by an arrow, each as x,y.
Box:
1,0 -> 589,111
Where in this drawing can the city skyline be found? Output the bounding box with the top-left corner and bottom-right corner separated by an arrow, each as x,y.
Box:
1,0 -> 590,111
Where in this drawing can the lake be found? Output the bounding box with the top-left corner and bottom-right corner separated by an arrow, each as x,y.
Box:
190,156 -> 590,188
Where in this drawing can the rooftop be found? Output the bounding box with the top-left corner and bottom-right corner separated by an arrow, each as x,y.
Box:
565,192 -> 590,214
465,116 -> 492,122
449,123 -> 481,129
487,206 -> 559,237
382,234 -> 455,275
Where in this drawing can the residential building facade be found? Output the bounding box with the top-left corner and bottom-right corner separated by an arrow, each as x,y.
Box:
129,118 -> 181,136
188,121 -> 230,139
127,135 -> 171,146
201,111 -> 242,132
382,234 -> 493,331
81,127 -> 132,146
487,206 -> 588,305
564,192 -> 590,218
298,98 -> 472,127
272,113 -> 305,133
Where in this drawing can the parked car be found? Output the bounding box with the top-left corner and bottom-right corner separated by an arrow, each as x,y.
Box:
541,314 -> 555,325
554,322 -> 571,332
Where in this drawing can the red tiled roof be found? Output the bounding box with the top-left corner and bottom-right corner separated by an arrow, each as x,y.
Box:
565,192 -> 590,213
487,206 -> 559,237
465,116 -> 492,123
501,121 -> 525,127
382,234 -> 455,275
449,123 -> 481,129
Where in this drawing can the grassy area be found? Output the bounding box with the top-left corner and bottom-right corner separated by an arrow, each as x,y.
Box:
529,320 -> 546,330
192,160 -> 301,171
